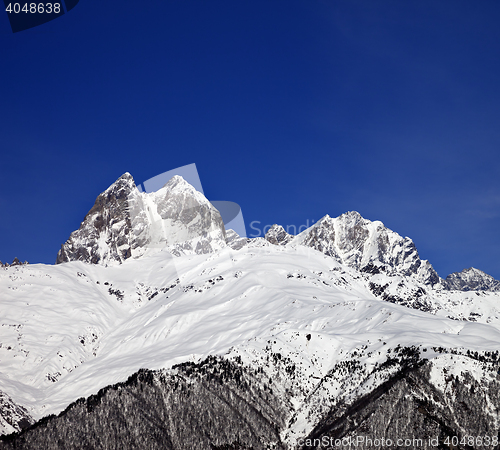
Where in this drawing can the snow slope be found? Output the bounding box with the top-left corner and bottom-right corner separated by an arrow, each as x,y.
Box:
2,244 -> 500,438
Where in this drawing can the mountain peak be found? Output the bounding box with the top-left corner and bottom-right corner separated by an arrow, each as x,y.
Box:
119,172 -> 133,180
106,172 -> 136,189
56,172 -> 226,265
163,174 -> 188,189
286,210 -> 440,285
265,225 -> 294,246
339,210 -> 364,221
445,267 -> 500,292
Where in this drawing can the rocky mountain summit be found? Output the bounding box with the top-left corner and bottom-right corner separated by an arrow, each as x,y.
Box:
445,267 -> 500,292
265,225 -> 294,246
0,258 -> 27,268
56,173 -> 226,265
266,212 -> 440,286
263,212 -> 500,293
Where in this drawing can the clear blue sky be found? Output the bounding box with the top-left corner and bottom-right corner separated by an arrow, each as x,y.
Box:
1,0 -> 499,279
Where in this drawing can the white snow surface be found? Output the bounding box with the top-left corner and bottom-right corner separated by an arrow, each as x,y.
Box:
2,242 -> 500,436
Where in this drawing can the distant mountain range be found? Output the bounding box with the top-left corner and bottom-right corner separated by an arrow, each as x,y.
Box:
1,173 -> 499,449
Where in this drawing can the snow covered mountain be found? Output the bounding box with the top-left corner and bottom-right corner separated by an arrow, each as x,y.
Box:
1,174 -> 500,448
445,267 -> 500,292
262,213 -> 500,315
56,173 -> 226,265
269,211 -> 441,285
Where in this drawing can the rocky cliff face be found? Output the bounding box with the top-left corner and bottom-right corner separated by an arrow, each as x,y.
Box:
445,267 -> 500,292
56,173 -> 136,265
268,212 -> 441,287
56,173 -> 226,265
265,225 -> 294,246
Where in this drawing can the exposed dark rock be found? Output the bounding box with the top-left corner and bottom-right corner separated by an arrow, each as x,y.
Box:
226,229 -> 251,250
56,173 -> 226,265
56,173 -> 137,265
265,225 -> 294,246
368,281 -> 434,313
0,391 -> 34,435
0,258 -> 28,268
445,267 -> 500,292
360,263 -> 384,275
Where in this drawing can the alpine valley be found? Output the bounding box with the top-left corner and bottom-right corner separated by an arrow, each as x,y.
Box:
1,174 -> 499,449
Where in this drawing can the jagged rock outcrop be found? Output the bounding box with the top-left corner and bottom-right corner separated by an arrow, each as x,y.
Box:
0,258 -> 28,268
445,267 -> 500,292
56,173 -> 226,265
225,229 -> 250,250
271,212 -> 440,286
0,392 -> 33,436
265,225 -> 294,246
56,173 -> 136,265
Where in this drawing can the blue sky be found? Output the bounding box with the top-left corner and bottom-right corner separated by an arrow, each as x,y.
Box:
1,0 -> 499,279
